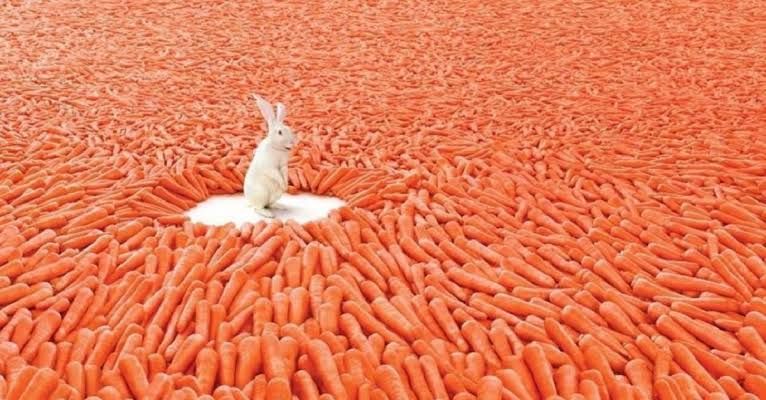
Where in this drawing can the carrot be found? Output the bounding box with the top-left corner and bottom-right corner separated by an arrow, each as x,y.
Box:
718,376 -> 746,399
371,297 -> 417,341
17,257 -> 75,285
486,319 -> 515,363
446,267 -> 505,295
21,309 -> 62,361
293,370 -> 321,400
655,315 -> 704,348
55,341 -> 73,376
624,359 -> 652,399
307,339 -> 348,399
97,385 -> 126,400
10,315 -> 33,349
118,354 -> 149,399
196,347 -> 219,394
5,365 -> 36,400
266,377 -> 292,400
737,326 -> 766,360
686,345 -> 743,380
475,375 -> 502,400
56,287 -> 94,339
176,287 -> 203,332
145,373 -> 174,400
18,229 -> 57,256
428,298 -> 469,351
669,342 -> 724,393
32,341 -> 56,368
544,318 -> 586,369
521,343 -> 557,398
15,367 -> 59,400
744,374 -> 766,399
656,272 -> 737,298
147,353 -> 166,379
0,284 -> 32,306
235,336 -> 261,387
0,260 -> 24,280
552,364 -> 576,398
413,355 -> 446,400
343,300 -> 407,345
462,320 -> 502,369
168,333 -> 206,373
262,333 -> 289,380
218,341 -> 237,386
375,364 -> 409,400
670,311 -> 742,353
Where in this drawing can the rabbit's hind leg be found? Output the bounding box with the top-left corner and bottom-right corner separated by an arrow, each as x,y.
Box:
246,185 -> 274,218
265,187 -> 287,210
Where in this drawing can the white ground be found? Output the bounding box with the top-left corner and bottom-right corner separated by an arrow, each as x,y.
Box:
185,193 -> 346,227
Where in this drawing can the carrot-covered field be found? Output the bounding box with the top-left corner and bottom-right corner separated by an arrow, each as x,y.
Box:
1,0 -> 766,399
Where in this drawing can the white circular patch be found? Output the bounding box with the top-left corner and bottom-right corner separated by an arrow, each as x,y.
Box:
185,193 -> 347,227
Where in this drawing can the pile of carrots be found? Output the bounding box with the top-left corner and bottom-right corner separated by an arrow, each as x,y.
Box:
2,0 -> 766,399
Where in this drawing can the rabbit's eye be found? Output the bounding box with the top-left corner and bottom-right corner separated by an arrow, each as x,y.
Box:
278,130 -> 283,135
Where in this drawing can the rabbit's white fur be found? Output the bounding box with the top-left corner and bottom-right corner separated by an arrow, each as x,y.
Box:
244,94 -> 296,218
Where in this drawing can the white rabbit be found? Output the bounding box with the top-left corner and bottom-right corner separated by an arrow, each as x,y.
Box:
243,94 -> 297,218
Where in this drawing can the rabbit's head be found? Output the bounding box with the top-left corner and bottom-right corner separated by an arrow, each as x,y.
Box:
253,94 -> 297,152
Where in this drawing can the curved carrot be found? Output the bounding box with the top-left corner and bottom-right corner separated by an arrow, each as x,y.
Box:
522,343 -> 557,398
307,339 -> 348,399
15,367 -> 59,400
167,333 -> 206,374
669,342 -> 724,393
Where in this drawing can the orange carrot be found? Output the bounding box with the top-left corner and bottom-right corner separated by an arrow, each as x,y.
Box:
15,367 -> 59,400
737,326 -> 766,360
522,343 -> 557,398
21,309 -> 62,361
307,339 -> 348,399
118,354 -> 149,399
168,333 -> 206,374
17,257 -> 75,285
669,342 -> 724,394
293,370 -> 321,400
196,347 -> 219,394
218,341 -> 237,386
744,374 -> 766,399
235,336 -> 261,387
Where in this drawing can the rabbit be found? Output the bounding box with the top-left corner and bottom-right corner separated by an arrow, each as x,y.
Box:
243,94 -> 297,218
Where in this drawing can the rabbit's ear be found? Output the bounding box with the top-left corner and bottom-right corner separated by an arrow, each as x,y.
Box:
252,94 -> 275,126
275,102 -> 287,123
